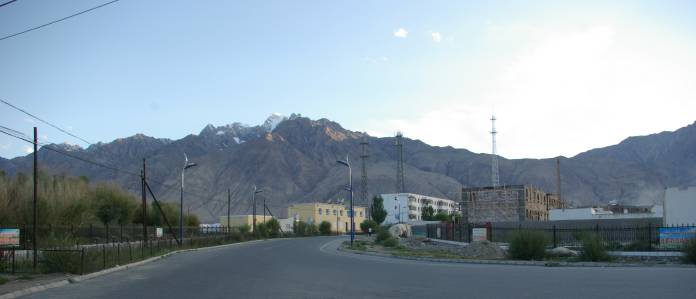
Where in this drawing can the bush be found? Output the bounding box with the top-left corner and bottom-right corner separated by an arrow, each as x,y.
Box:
375,229 -> 392,243
265,219 -> 281,237
683,238 -> 696,264
293,221 -> 318,237
319,221 -> 332,235
360,219 -> 379,234
382,237 -> 399,248
508,230 -> 547,260
580,234 -> 611,262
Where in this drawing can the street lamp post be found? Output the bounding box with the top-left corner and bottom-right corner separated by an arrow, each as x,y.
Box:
336,155 -> 354,246
252,185 -> 263,233
180,153 -> 197,245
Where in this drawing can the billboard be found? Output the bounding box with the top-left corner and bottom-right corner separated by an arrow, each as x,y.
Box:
659,226 -> 696,249
0,228 -> 20,247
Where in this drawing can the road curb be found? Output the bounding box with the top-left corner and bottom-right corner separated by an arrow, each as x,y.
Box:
0,239 -> 267,299
336,245 -> 696,268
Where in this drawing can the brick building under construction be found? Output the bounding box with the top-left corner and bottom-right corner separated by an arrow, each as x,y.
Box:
461,185 -> 565,223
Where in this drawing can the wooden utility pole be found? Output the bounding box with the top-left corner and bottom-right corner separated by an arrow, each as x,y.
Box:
32,127 -> 38,271
227,188 -> 231,233
142,159 -> 148,243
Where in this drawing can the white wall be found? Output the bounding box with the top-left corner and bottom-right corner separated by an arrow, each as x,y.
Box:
664,187 -> 696,226
381,193 -> 457,225
550,206 -> 663,221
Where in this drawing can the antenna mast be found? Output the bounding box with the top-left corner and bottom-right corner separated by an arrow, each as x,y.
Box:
395,132 -> 405,193
491,116 -> 500,187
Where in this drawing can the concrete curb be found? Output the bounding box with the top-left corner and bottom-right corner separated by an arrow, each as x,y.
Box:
0,239 -> 267,299
336,245 -> 696,268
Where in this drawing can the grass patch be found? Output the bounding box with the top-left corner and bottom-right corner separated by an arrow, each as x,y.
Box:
0,276 -> 8,285
17,274 -> 34,280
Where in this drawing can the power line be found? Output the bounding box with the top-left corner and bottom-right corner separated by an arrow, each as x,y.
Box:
0,0 -> 18,8
0,125 -> 212,204
0,0 -> 121,42
0,99 -> 93,145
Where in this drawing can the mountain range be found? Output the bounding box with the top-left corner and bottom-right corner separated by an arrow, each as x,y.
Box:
2,114 -> 695,222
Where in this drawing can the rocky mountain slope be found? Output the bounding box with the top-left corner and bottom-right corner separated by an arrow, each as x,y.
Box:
3,114 -> 694,221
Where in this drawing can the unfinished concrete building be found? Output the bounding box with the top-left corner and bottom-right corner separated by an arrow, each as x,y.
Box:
461,185 -> 565,223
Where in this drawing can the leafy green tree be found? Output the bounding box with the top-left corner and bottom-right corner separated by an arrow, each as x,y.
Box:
421,205 -> 435,221
319,221 -> 332,235
93,184 -> 137,240
360,219 -> 379,234
370,196 -> 387,224
184,214 -> 200,227
434,211 -> 450,222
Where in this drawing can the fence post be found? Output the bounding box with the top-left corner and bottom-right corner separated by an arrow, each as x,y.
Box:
553,225 -> 557,248
11,248 -> 16,274
102,244 -> 106,269
80,248 -> 85,275
89,224 -> 94,239
117,243 -> 121,265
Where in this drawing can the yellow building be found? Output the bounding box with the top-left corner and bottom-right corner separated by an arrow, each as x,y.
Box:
288,203 -> 367,233
219,215 -> 274,231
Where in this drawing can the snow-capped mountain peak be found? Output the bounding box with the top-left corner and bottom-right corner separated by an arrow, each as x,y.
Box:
263,113 -> 288,132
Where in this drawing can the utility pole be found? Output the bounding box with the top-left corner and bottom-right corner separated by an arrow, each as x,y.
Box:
32,127 -> 37,271
360,135 -> 369,219
141,159 -> 148,243
227,188 -> 231,233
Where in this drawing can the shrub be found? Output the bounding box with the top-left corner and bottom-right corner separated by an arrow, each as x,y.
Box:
293,221 -> 318,237
508,230 -> 547,260
580,234 -> 611,262
319,221 -> 332,235
375,229 -> 392,243
265,219 -> 281,237
382,237 -> 399,248
683,238 -> 696,264
360,219 -> 379,234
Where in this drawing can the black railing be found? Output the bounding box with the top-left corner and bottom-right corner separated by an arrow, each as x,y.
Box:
423,223 -> 696,251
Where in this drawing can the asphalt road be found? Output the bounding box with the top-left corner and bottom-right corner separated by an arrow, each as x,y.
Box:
25,237 -> 696,299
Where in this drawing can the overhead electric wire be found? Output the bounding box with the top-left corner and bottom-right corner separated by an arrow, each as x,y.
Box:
0,99 -> 93,145
0,0 -> 121,42
0,0 -> 17,8
0,125 -> 214,205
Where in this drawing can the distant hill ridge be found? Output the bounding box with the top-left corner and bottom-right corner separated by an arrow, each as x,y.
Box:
3,115 -> 695,222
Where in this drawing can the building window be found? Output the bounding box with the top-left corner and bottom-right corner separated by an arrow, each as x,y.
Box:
340,210 -> 343,216
333,210 -> 337,216
326,209 -> 330,215
359,211 -> 363,217
318,209 -> 322,215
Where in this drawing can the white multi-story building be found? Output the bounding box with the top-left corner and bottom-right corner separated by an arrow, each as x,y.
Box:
380,193 -> 458,224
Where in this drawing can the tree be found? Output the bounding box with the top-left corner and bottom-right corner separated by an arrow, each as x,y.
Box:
434,211 -> 450,222
93,184 -> 137,241
184,214 -> 200,227
370,196 -> 387,224
421,205 -> 435,221
319,221 -> 332,235
360,219 -> 379,234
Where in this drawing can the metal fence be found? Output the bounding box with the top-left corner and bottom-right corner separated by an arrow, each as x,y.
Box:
423,223 -> 696,251
0,231 -> 251,274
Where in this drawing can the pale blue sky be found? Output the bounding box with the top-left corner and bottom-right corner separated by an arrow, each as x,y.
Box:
1,0 -> 695,159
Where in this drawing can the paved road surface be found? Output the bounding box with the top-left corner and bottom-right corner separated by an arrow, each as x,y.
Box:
25,237 -> 696,298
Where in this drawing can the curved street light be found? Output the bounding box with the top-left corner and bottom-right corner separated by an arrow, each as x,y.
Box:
252,185 -> 263,233
180,153 -> 197,245
336,155 -> 355,246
